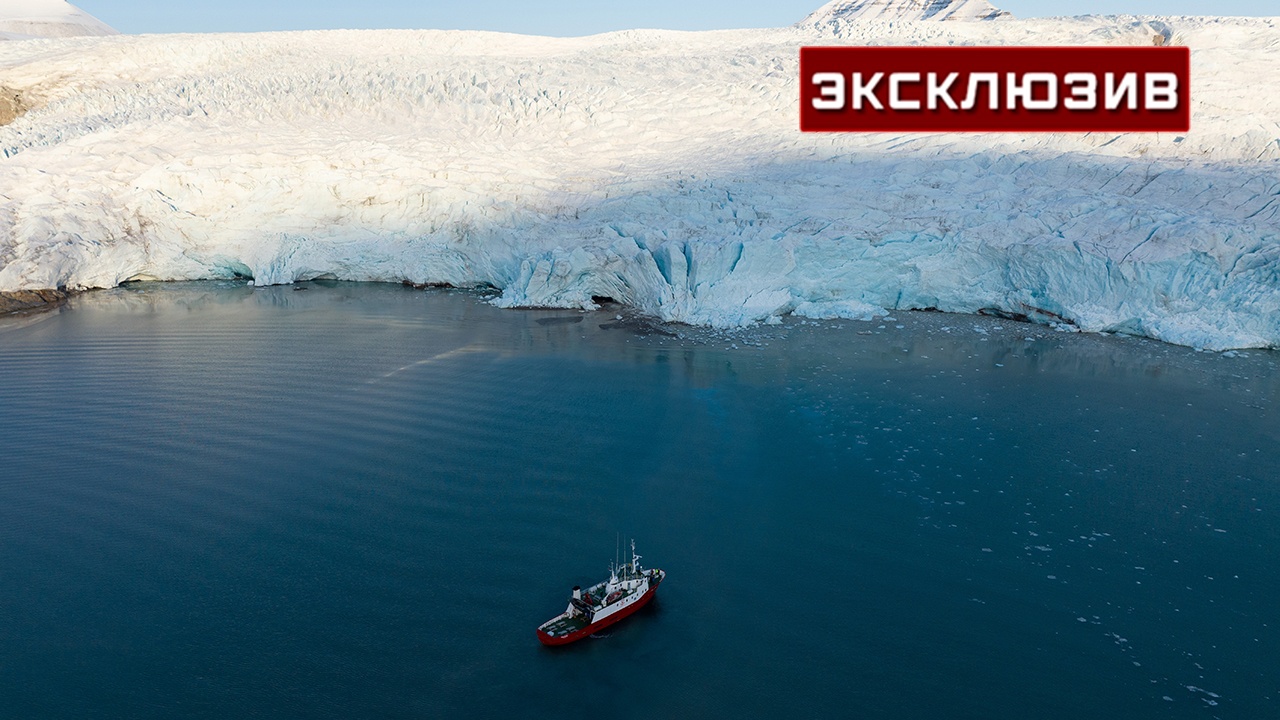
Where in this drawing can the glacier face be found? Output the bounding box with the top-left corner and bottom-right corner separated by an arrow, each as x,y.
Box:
0,14 -> 1278,349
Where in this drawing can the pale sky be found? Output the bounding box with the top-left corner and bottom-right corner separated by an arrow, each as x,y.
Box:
73,1 -> 1277,36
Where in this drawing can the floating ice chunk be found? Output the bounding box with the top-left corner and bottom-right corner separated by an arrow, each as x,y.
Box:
794,299 -> 883,322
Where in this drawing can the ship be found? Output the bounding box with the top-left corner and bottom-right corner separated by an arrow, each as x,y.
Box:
536,540 -> 665,645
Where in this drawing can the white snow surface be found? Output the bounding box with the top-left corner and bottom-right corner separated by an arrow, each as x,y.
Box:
0,12 -> 1279,349
0,1 -> 117,40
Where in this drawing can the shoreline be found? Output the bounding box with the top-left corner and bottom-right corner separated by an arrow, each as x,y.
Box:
14,279 -> 1276,356
0,288 -> 71,314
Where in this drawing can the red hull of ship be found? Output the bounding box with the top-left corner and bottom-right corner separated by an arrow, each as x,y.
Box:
536,584 -> 659,646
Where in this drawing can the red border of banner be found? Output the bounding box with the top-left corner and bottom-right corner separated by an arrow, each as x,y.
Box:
799,46 -> 1191,133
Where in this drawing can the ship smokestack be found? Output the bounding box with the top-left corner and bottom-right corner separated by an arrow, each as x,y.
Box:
572,586 -> 581,600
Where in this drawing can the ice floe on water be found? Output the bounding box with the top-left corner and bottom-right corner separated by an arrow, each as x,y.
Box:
0,5 -> 1278,349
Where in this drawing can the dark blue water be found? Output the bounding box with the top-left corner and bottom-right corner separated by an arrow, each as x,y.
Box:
1,282 -> 1276,719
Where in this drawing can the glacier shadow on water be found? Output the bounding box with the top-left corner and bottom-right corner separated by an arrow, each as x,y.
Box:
0,282 -> 1277,719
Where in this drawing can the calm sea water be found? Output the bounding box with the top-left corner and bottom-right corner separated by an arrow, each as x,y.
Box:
0,282 -> 1276,719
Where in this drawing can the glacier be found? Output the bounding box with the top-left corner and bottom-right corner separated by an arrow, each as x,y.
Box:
0,3 -> 1278,349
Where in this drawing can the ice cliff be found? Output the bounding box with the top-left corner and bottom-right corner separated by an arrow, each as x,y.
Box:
0,4 -> 1277,349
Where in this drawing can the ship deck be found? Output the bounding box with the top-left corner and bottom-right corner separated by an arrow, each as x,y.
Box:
539,613 -> 590,637
538,584 -> 618,637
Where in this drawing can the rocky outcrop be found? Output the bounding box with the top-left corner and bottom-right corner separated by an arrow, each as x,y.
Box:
0,87 -> 25,126
0,288 -> 71,313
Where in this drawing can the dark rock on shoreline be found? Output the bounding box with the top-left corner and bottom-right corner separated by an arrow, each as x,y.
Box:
0,288 -> 71,314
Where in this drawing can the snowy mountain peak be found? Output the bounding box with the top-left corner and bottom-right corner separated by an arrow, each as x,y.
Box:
802,0 -> 1012,24
0,0 -> 118,40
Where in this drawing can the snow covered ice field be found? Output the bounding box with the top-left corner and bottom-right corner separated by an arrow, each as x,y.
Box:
0,2 -> 1278,350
